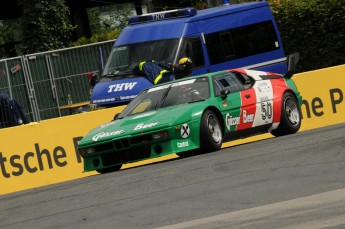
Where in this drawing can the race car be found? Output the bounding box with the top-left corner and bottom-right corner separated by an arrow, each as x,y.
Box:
78,65 -> 302,174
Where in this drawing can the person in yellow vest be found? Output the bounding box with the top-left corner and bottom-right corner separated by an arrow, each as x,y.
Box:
174,57 -> 193,79
135,57 -> 193,84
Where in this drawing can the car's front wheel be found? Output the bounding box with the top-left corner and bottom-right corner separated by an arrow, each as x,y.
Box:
96,164 -> 122,174
177,110 -> 223,158
271,92 -> 301,137
200,110 -> 223,152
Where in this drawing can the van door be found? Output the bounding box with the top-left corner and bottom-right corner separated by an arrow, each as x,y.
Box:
176,36 -> 209,76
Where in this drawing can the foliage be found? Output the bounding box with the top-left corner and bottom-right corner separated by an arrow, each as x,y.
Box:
69,29 -> 120,46
0,19 -> 23,57
69,3 -> 134,46
17,0 -> 75,54
151,0 -> 207,10
88,4 -> 134,35
270,0 -> 345,72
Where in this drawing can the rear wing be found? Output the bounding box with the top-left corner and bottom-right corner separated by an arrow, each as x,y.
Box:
284,52 -> 300,79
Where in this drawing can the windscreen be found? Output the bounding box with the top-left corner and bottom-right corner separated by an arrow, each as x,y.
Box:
117,77 -> 210,118
102,39 -> 181,77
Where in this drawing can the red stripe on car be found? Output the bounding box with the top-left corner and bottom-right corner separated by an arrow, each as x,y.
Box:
237,88 -> 256,130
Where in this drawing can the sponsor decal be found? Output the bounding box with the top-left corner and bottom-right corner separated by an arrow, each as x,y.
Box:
258,96 -> 270,102
177,141 -> 189,148
181,123 -> 190,138
257,82 -> 271,94
108,82 -> 137,93
243,110 -> 254,123
134,122 -> 158,131
226,113 -> 240,131
92,130 -> 125,142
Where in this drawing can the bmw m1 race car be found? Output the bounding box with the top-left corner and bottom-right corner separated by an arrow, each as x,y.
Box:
78,61 -> 302,173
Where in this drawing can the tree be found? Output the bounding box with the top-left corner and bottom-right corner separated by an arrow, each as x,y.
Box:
270,0 -> 345,72
18,0 -> 75,54
69,3 -> 134,46
151,0 -> 207,11
0,20 -> 21,57
88,3 -> 134,35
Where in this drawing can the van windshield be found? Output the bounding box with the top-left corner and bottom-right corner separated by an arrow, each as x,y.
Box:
102,39 -> 180,77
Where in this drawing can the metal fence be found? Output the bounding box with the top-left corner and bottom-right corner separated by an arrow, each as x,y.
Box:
0,40 -> 115,128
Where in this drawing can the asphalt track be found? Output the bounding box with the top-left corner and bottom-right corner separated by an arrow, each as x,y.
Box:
0,123 -> 345,229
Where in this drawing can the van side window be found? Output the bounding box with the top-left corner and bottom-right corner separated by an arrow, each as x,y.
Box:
179,37 -> 205,68
205,20 -> 279,65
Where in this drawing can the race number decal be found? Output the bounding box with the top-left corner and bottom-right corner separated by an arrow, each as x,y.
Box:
261,101 -> 272,121
181,124 -> 190,138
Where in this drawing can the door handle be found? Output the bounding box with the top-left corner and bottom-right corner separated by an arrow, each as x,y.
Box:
245,94 -> 251,98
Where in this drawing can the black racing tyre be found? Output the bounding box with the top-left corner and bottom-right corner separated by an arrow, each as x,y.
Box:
177,110 -> 223,158
200,110 -> 223,152
271,92 -> 301,137
96,164 -> 122,174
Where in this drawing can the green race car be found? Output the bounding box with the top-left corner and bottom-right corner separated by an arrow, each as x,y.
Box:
78,66 -> 302,174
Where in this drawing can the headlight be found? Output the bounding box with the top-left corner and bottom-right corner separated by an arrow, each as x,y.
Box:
151,131 -> 168,140
78,147 -> 96,157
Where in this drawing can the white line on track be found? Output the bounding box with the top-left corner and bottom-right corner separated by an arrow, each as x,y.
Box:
156,188 -> 345,229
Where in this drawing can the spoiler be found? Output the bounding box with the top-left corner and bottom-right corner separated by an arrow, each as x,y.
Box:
284,52 -> 300,79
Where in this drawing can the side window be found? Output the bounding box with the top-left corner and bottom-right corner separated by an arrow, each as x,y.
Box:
206,31 -> 236,65
213,72 -> 244,96
205,20 -> 280,65
203,33 -> 223,65
219,31 -> 235,60
178,37 -> 205,68
231,20 -> 279,58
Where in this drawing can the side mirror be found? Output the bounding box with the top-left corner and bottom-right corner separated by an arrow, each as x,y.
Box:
284,52 -> 300,79
221,89 -> 230,100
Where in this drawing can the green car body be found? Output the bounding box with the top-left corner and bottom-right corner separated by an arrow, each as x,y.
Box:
78,68 -> 302,173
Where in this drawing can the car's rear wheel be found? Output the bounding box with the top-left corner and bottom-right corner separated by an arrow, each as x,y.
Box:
200,110 -> 223,152
96,164 -> 122,174
271,92 -> 301,137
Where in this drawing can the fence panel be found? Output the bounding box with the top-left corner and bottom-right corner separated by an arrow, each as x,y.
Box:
0,57 -> 35,123
0,40 -> 115,129
26,40 -> 115,120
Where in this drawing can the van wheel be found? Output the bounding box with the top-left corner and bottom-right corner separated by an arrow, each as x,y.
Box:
200,110 -> 223,152
271,92 -> 301,137
96,164 -> 122,174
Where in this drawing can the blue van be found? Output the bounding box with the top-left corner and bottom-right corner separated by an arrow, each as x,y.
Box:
90,1 -> 287,107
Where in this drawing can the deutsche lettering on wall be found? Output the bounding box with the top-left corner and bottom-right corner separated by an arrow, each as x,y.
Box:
301,88 -> 344,118
0,137 -> 82,178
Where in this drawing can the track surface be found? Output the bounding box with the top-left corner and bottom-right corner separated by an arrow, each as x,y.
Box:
1,123 -> 345,229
